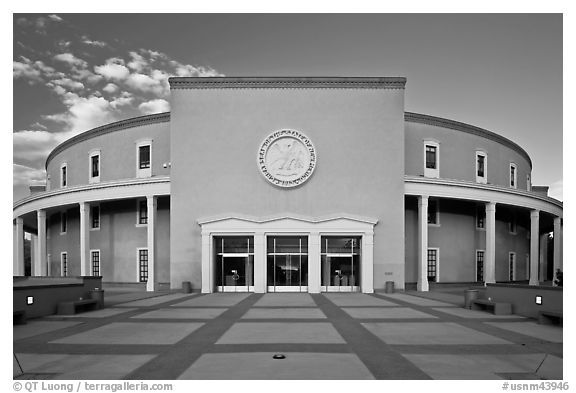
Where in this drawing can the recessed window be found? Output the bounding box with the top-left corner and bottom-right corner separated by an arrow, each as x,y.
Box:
423,141 -> 440,178
476,205 -> 486,230
509,252 -> 516,281
61,252 -> 68,277
509,163 -> 517,188
60,163 -> 67,188
427,248 -> 439,282
476,151 -> 487,184
91,250 -> 100,276
476,250 -> 484,282
89,150 -> 101,183
60,212 -> 67,234
527,173 -> 531,191
137,200 -> 148,225
508,216 -> 517,234
91,205 -> 100,230
138,248 -> 149,283
136,140 -> 152,178
428,199 -> 440,226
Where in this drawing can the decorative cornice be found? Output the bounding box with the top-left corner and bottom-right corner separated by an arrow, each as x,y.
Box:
168,77 -> 406,90
197,213 -> 379,226
45,112 -> 170,169
405,112 -> 532,169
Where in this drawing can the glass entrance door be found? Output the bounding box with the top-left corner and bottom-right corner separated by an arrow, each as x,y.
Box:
267,236 -> 308,292
214,236 -> 254,292
321,236 -> 361,292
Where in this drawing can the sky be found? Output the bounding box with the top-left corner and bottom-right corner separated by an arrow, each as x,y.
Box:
12,13 -> 563,201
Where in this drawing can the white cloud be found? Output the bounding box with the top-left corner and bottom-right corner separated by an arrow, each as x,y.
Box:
13,60 -> 43,83
127,51 -> 148,72
81,36 -> 108,48
94,62 -> 130,81
125,73 -> 163,94
53,53 -> 88,69
138,99 -> 170,114
48,15 -> 63,22
13,164 -> 47,186
51,78 -> 85,91
110,92 -> 134,109
102,83 -> 119,94
13,130 -> 70,162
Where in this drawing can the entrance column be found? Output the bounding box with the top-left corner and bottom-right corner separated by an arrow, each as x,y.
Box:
417,195 -> 429,292
484,202 -> 496,284
79,202 -> 90,276
539,233 -> 548,282
30,234 -> 37,275
553,216 -> 563,285
36,210 -> 47,276
146,195 -> 158,292
308,231 -> 321,293
201,231 -> 213,293
13,217 -> 25,276
361,232 -> 374,293
254,232 -> 266,293
529,209 -> 540,285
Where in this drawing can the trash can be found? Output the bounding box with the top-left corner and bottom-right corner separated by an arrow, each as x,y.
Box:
89,288 -> 105,309
384,281 -> 395,294
464,289 -> 479,309
182,281 -> 192,294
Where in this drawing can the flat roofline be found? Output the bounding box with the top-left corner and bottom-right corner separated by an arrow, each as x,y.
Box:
169,76 -> 407,89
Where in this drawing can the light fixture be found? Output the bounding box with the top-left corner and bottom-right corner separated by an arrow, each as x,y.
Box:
535,295 -> 543,305
26,296 -> 34,305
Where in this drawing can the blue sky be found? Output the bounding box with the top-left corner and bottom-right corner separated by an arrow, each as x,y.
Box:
12,13 -> 563,201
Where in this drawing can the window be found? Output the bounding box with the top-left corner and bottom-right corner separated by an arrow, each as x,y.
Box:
424,141 -> 440,178
60,163 -> 67,187
476,151 -> 487,183
60,212 -> 67,234
509,163 -> 517,188
136,140 -> 152,178
137,200 -> 148,225
509,252 -> 516,281
508,216 -> 517,234
476,205 -> 485,229
527,174 -> 531,191
91,250 -> 100,276
526,254 -> 530,280
91,205 -> 100,230
61,252 -> 68,277
89,150 -> 101,183
427,248 -> 438,282
138,249 -> 149,283
476,250 -> 484,282
428,199 -> 440,226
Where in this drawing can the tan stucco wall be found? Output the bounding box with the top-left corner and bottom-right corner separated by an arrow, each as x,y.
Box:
170,87 -> 406,290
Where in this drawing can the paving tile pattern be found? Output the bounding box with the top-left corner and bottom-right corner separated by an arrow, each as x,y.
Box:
14,291 -> 563,380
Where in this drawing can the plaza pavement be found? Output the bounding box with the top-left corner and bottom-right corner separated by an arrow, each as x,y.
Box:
13,290 -> 562,380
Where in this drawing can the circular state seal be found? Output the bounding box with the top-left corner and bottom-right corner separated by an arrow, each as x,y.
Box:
258,129 -> 317,188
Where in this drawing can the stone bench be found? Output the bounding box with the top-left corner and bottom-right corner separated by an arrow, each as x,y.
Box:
13,310 -> 27,325
471,299 -> 512,315
538,310 -> 563,325
57,299 -> 99,315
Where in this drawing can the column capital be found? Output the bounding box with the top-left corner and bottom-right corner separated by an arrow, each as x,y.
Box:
530,209 -> 540,219
485,202 -> 496,211
418,195 -> 429,206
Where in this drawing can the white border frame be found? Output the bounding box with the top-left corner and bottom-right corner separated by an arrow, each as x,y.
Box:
475,249 -> 485,282
90,249 -> 101,277
509,162 -> 518,189
423,140 -> 440,178
60,162 -> 68,188
89,149 -> 101,184
427,247 -> 440,283
475,150 -> 487,184
136,139 -> 153,179
136,247 -> 149,283
60,251 -> 68,277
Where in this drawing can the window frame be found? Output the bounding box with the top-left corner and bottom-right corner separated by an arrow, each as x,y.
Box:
90,204 -> 101,231
427,198 -> 440,227
60,163 -> 68,188
136,139 -> 153,178
475,151 -> 487,184
475,205 -> 486,231
137,248 -> 149,283
61,251 -> 68,277
509,252 -> 516,281
89,149 -> 101,183
60,211 -> 67,235
508,216 -> 517,235
427,247 -> 440,283
526,173 -> 531,191
136,199 -> 148,227
423,140 -> 440,178
475,249 -> 485,282
90,249 -> 101,277
509,163 -> 517,189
